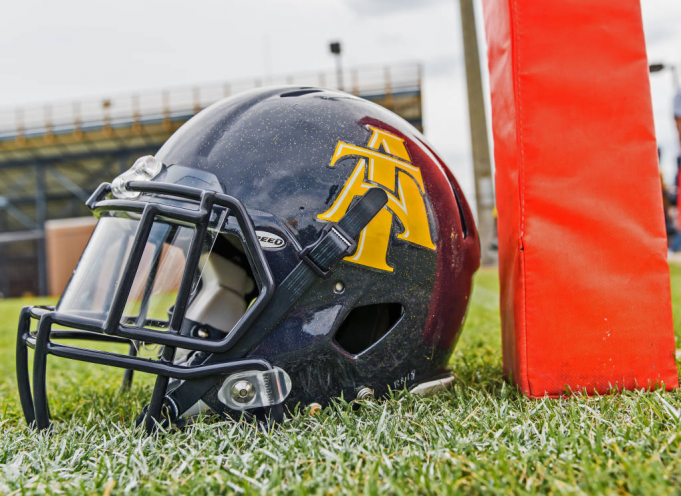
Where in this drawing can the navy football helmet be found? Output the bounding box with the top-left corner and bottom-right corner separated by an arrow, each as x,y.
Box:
16,87 -> 480,431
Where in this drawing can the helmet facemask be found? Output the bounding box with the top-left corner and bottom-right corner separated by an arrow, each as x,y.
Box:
16,177 -> 293,431
16,169 -> 388,432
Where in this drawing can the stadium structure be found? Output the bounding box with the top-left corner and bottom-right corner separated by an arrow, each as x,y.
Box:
0,63 -> 424,298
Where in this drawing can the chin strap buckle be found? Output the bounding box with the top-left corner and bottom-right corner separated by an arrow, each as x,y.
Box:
298,222 -> 358,279
217,367 -> 292,411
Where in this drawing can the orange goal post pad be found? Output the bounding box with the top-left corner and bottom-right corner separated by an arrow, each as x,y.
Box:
481,0 -> 678,396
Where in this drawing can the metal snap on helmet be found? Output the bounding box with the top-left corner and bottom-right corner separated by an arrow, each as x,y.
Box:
16,86 -> 480,432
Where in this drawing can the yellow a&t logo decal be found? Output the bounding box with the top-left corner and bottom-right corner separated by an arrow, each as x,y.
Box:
317,126 -> 435,272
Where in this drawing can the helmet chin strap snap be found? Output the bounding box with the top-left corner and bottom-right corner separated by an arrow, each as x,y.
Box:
217,367 -> 292,411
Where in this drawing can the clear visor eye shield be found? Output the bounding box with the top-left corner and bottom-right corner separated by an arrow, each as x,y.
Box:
16,156 -> 388,432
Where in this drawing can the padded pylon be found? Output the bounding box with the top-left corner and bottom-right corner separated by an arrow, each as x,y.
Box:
481,0 -> 678,396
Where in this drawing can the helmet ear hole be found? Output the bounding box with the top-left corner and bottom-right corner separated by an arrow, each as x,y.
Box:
333,303 -> 403,355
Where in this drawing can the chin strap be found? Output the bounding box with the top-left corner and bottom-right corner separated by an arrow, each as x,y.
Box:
144,188 -> 389,428
229,187 -> 389,356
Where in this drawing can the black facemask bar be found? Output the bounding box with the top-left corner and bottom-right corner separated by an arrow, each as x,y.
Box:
16,180 -> 277,431
16,180 -> 389,432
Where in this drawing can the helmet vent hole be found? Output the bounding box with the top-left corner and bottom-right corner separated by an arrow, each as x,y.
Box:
280,89 -> 323,98
334,303 -> 403,355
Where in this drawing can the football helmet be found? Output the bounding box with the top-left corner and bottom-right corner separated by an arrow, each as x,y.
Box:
16,86 -> 480,431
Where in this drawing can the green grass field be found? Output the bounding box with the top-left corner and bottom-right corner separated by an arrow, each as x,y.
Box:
1,267 -> 681,495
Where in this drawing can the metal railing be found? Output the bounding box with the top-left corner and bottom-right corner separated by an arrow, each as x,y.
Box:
0,63 -> 421,142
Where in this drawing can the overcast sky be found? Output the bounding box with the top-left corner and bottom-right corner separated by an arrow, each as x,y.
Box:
1,0 -> 680,203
